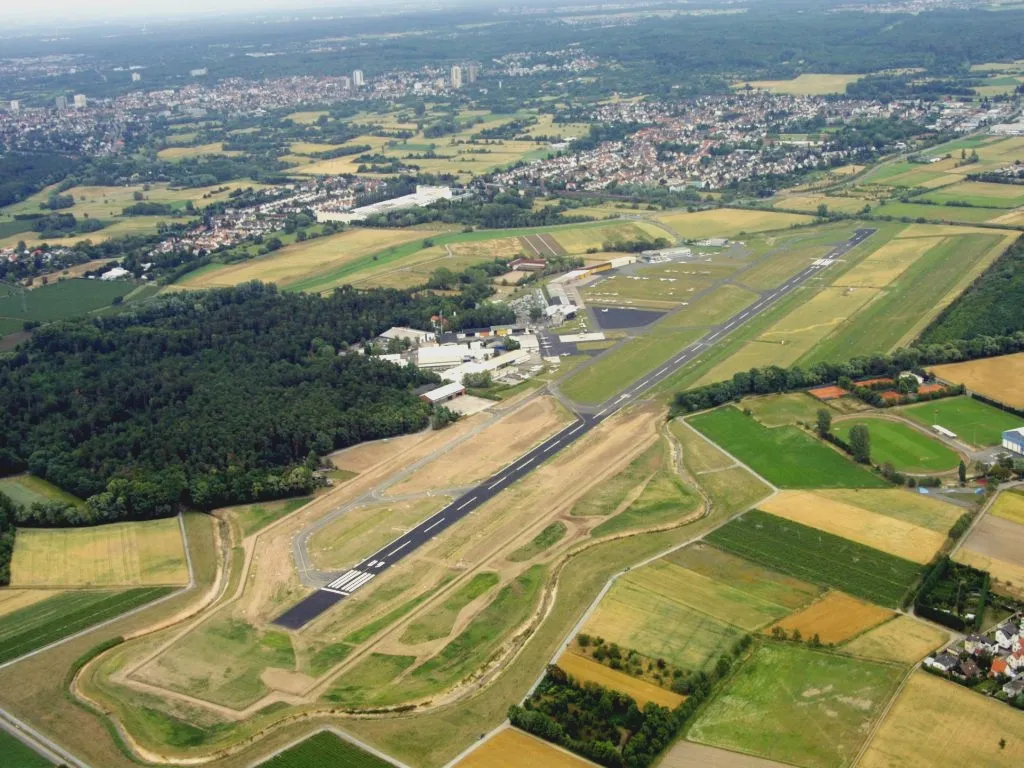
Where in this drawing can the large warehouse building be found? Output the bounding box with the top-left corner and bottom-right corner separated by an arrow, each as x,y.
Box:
1003,427 -> 1024,456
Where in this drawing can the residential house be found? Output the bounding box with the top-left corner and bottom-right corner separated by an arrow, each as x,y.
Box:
1006,649 -> 1024,673
1003,679 -> 1024,699
926,652 -> 959,673
995,621 -> 1019,650
958,659 -> 982,680
965,634 -> 998,656
990,657 -> 1010,679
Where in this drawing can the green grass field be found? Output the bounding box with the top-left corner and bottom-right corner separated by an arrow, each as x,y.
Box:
592,470 -> 700,536
231,497 -> 312,537
706,510 -> 922,607
0,730 -> 53,768
257,731 -> 393,768
399,572 -> 500,645
0,279 -> 135,328
690,643 -> 904,768
871,201 -> 1002,223
0,588 -> 172,664
919,183 -> 1024,209
803,233 -> 1004,364
740,392 -> 826,427
833,418 -> 960,474
899,396 -> 1024,447
0,475 -> 83,508
688,407 -> 887,489
508,522 -> 567,562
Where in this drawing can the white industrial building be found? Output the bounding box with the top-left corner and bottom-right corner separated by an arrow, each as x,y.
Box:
1003,428 -> 1024,456
380,326 -> 435,346
414,341 -> 486,370
420,382 -> 466,404
440,351 -> 532,383
316,186 -> 452,224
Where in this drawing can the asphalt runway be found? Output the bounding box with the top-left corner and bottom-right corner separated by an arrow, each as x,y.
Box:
274,228 -> 876,629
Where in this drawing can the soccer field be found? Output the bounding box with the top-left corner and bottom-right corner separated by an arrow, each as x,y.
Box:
898,396 -> 1024,447
833,417 -> 960,474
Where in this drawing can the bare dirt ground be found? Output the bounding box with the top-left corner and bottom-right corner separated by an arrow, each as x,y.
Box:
960,514 -> 1024,569
661,742 -> 790,768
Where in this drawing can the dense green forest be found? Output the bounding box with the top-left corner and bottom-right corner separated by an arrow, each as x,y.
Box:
919,238 -> 1024,343
0,493 -> 14,585
0,282 -> 511,525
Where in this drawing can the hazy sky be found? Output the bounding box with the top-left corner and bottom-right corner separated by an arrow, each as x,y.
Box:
0,0 -> 384,25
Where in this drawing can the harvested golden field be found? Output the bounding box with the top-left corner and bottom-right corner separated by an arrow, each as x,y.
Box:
955,548 -> 1024,599
0,589 -> 58,618
387,397 -> 572,495
653,209 -> 812,240
734,73 -> 864,95
774,194 -> 869,215
860,671 -> 1024,768
990,490 -> 1024,526
929,352 -> 1024,409
456,728 -> 592,768
758,490 -> 946,564
843,615 -> 951,665
178,228 -> 427,289
10,517 -> 188,587
988,209 -> 1024,227
157,142 -> 242,159
815,489 -> 962,534
769,591 -> 892,644
660,742 -> 790,768
557,651 -> 685,709
832,237 -> 943,289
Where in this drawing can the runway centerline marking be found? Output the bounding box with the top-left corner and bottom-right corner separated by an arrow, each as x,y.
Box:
424,517 -> 445,533
456,496 -> 478,511
386,541 -> 410,557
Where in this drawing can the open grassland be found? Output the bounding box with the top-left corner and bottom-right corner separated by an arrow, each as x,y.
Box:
706,510 -> 922,607
734,73 -> 865,95
843,615 -> 951,665
832,236 -> 941,289
672,420 -> 734,474
157,142 -> 242,160
584,262 -> 740,309
654,208 -> 812,239
556,652 -> 685,709
561,327 -> 704,405
257,731 -> 392,768
658,284 -> 759,328
929,353 -> 1024,409
549,221 -> 668,254
584,553 -> 815,672
0,589 -> 58,618
0,730 -> 52,767
769,591 -> 893,644
177,228 -> 429,291
832,417 -> 960,474
991,490 -> 1024,526
455,728 -> 592,768
0,474 -> 82,508
690,643 -> 904,768
860,671 -> 1024,768
10,517 -> 188,587
507,522 -> 567,563
399,572 -> 500,645
0,279 -> 135,328
352,236 -> 524,290
699,467 -> 773,515
739,392 -> 825,427
0,587 -> 173,664
591,468 -> 699,537
898,395 -> 1024,447
804,232 -> 1012,364
774,194 -> 870,215
688,407 -> 887,489
229,497 -> 313,538
568,438 -> 661,517
919,181 -> 1024,209
814,488 -> 962,533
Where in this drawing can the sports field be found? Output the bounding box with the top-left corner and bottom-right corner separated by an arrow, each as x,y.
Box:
706,510 -> 922,607
843,615 -> 951,665
769,591 -> 892,644
0,587 -> 172,664
0,474 -> 82,509
733,73 -> 864,95
898,395 -> 1024,447
556,652 -> 685,709
690,643 -> 904,768
739,392 -> 826,427
653,208 -> 812,239
832,417 -> 960,474
257,731 -> 393,768
860,671 -> 1024,768
687,407 -> 887,489
10,517 -> 188,587
929,352 -> 1024,409
455,728 -> 591,768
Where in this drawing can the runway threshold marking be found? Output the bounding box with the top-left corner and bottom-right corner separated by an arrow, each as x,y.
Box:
322,587 -> 347,595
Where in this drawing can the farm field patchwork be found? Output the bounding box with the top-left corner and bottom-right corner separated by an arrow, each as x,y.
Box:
455,727 -> 592,768
773,194 -> 869,215
0,587 -> 173,664
813,488 -> 962,533
706,510 -> 922,607
919,181 -> 1024,209
860,670 -> 1024,768
660,742 -> 789,768
842,615 -> 951,665
689,643 -> 904,768
653,208 -> 812,239
256,730 -> 393,768
769,591 -> 892,644
869,201 -> 1004,224
0,589 -> 58,618
555,652 -> 685,709
898,395 -> 1024,447
687,407 -> 887,489
549,221 -> 668,254
0,280 -> 136,328
929,352 -> 1024,410
832,417 -> 960,474
10,517 -> 188,587
955,548 -> 1024,600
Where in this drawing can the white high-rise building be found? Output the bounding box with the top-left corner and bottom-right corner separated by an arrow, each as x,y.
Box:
9,100 -> 19,113
340,75 -> 351,90
73,94 -> 88,109
353,69 -> 365,88
450,65 -> 462,89
131,72 -> 142,82
467,63 -> 479,83
55,95 -> 67,110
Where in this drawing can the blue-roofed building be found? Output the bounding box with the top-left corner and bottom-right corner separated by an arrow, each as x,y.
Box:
1004,427 -> 1024,456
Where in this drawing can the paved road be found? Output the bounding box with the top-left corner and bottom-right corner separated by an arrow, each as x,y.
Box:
274,228 -> 876,629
